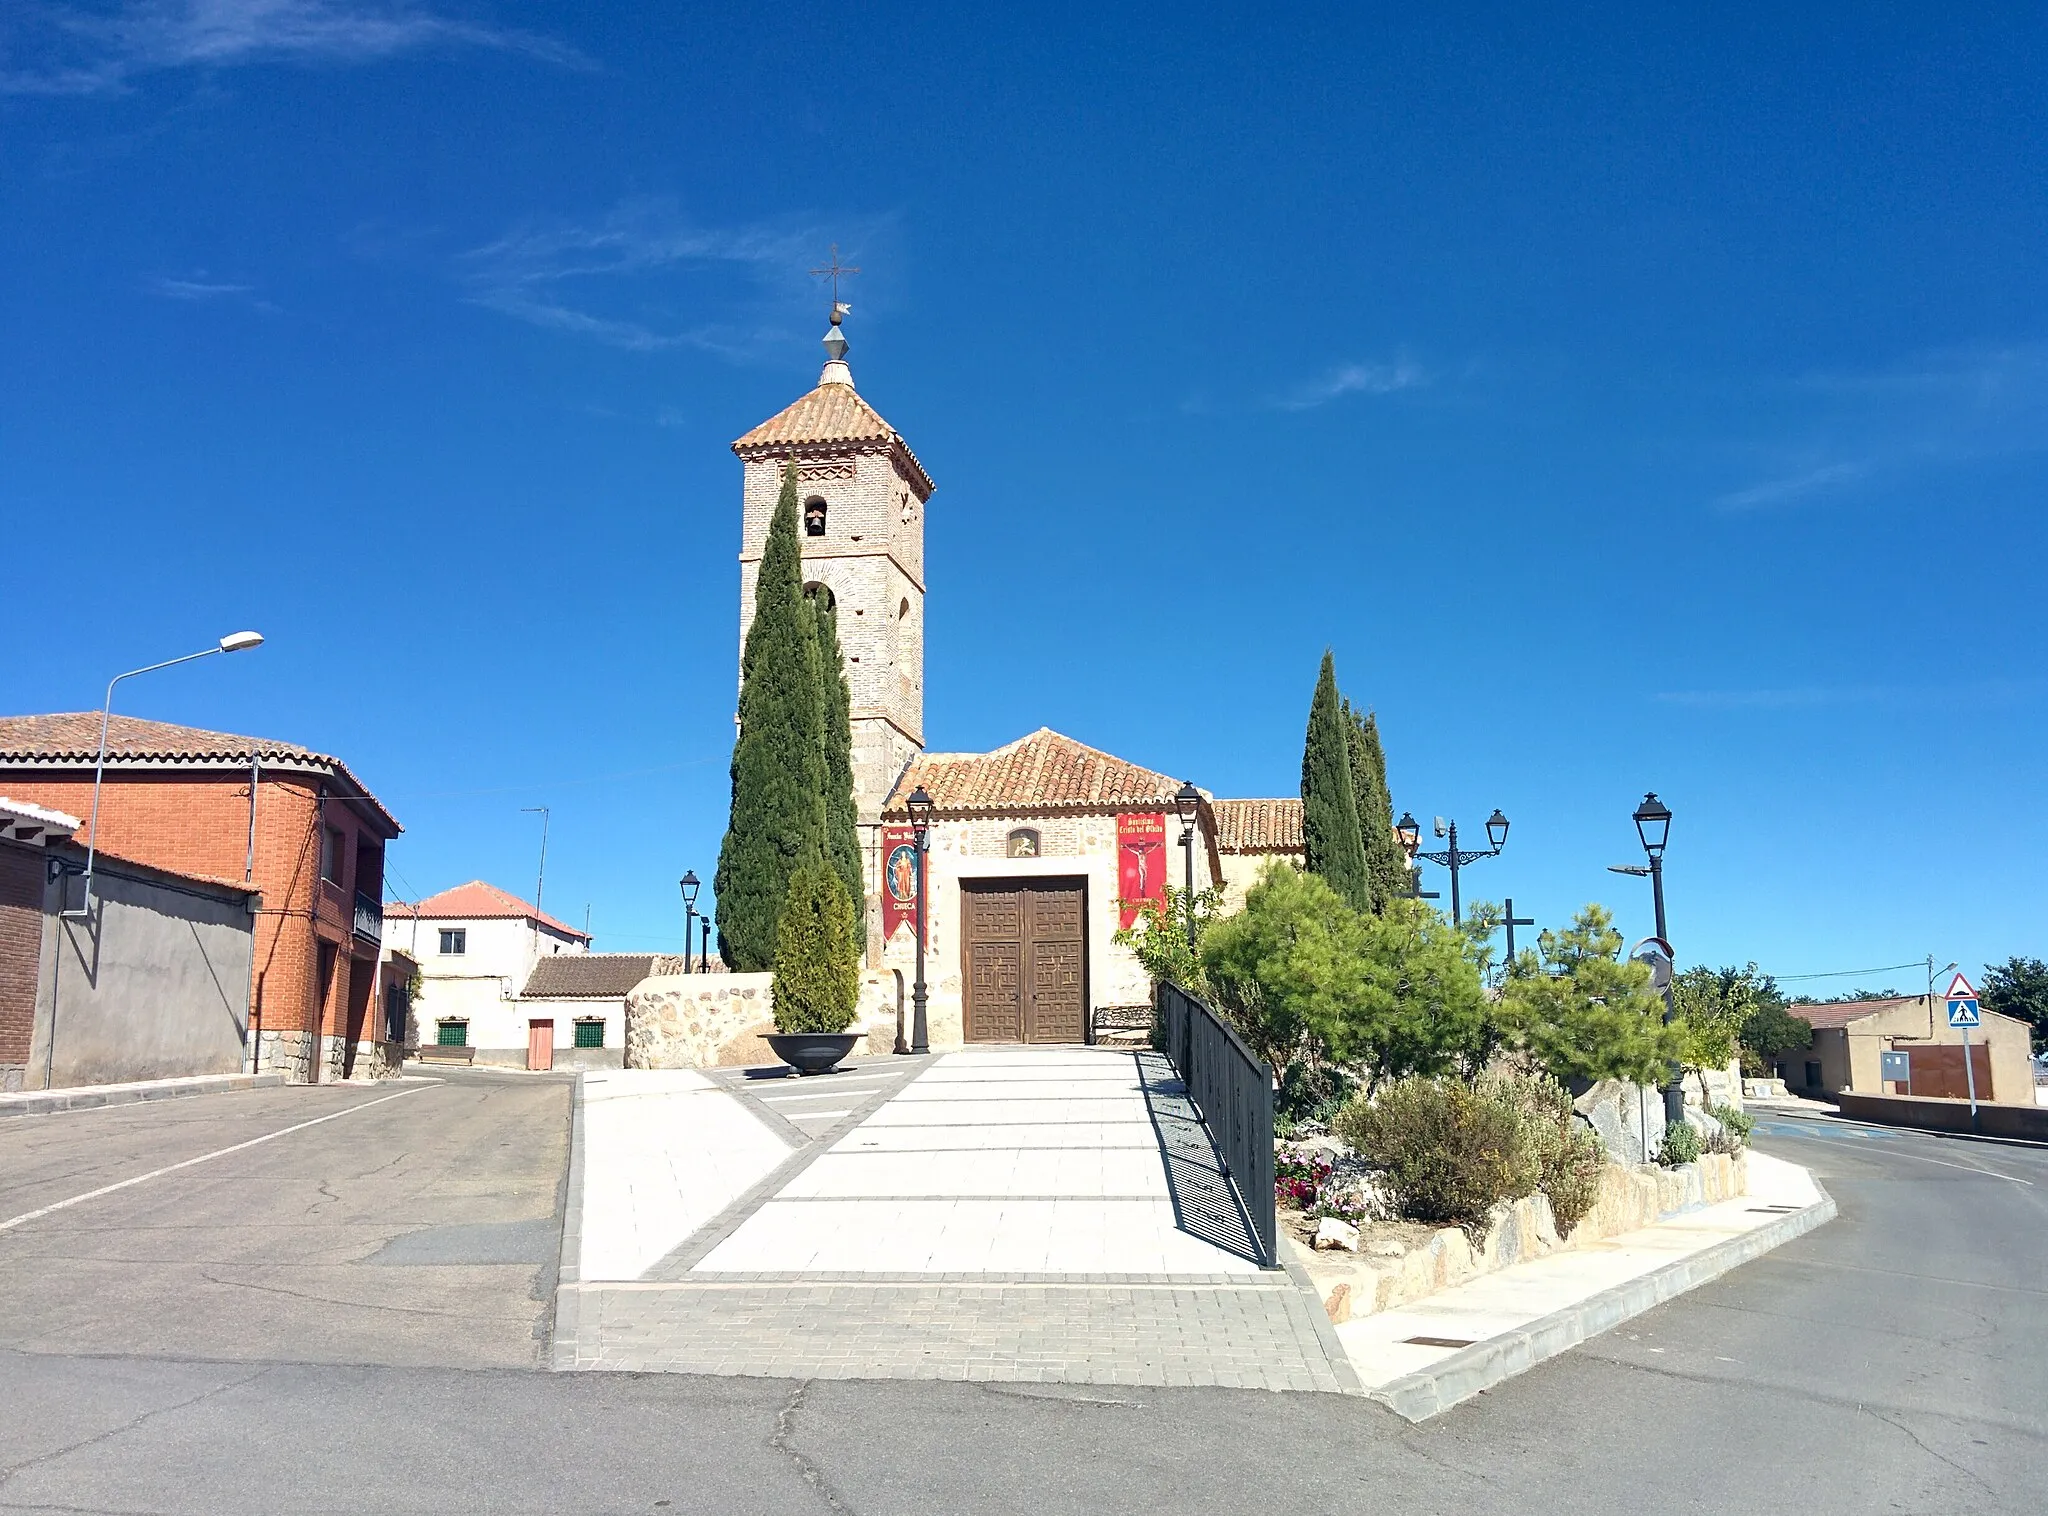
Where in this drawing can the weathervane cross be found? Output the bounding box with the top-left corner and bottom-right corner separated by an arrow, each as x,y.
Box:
810,243 -> 860,309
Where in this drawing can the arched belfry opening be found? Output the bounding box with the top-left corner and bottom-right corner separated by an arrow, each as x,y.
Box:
803,496 -> 827,537
803,582 -> 836,614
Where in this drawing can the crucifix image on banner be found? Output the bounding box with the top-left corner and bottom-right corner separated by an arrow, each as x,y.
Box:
1117,812 -> 1168,930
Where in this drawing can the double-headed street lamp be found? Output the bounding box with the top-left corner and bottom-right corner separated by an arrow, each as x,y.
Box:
1398,807 -> 1508,924
78,630 -> 265,912
905,784 -> 935,1055
678,871 -> 701,973
1608,792 -> 1683,1125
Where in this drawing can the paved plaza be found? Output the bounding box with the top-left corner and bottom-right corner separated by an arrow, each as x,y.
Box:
555,1047 -> 1359,1391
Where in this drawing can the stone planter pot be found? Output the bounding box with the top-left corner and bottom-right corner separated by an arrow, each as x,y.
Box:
764,1032 -> 860,1076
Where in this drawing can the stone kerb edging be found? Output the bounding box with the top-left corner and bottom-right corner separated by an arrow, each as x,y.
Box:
0,1071 -> 287,1118
1366,1179 -> 1838,1422
548,1071 -> 590,1368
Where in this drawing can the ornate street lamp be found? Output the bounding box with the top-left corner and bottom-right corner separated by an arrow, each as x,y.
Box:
679,871 -> 700,974
1614,793 -> 1681,1126
1174,780 -> 1202,940
1395,812 -> 1421,857
905,785 -> 935,1055
1410,808 -> 1509,924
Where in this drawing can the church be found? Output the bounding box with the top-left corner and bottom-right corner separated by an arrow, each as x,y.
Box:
719,310 -> 1305,1049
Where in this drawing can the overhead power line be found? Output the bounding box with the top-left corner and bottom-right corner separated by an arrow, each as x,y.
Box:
1777,959 -> 1930,983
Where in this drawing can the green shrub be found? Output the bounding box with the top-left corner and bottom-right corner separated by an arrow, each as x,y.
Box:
1657,1118 -> 1701,1167
1489,1071 -> 1607,1238
770,862 -> 861,1034
1710,1103 -> 1754,1145
1334,1076 -> 1540,1237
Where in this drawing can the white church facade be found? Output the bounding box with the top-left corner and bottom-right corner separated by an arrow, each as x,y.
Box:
627,314 -> 1304,1062
724,313 -> 1308,1049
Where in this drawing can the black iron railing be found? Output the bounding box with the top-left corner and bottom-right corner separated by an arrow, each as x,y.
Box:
353,890 -> 382,943
1155,980 -> 1277,1266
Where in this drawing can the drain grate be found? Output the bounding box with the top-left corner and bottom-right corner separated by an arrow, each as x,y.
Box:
1403,1335 -> 1475,1349
1746,1204 -> 1800,1214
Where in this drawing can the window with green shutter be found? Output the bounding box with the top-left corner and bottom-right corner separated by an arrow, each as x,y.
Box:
574,1020 -> 605,1049
436,1020 -> 469,1047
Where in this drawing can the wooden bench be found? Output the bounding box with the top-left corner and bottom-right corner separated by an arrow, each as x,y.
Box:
412,1044 -> 475,1065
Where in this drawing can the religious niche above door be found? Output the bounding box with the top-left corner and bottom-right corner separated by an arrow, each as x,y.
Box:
1006,828 -> 1041,859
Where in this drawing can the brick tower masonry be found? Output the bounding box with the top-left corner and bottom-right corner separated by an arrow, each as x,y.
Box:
731,312 -> 933,844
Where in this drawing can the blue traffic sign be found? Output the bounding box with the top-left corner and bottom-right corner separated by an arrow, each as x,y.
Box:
1947,997 -> 1981,1029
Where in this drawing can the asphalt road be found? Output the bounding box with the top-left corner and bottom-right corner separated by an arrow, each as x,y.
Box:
0,1084 -> 2041,1514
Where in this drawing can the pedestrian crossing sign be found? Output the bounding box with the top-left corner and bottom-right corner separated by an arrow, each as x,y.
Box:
1944,971 -> 1981,1028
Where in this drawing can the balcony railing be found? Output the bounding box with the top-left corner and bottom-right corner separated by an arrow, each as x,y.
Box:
353,890 -> 383,943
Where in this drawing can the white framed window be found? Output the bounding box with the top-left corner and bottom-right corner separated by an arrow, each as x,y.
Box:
439,928 -> 467,956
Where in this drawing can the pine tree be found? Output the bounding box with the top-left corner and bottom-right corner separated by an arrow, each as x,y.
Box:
771,861 -> 862,1033
814,597 -> 865,942
1301,650 -> 1371,912
715,463 -> 828,971
1345,701 -> 1407,913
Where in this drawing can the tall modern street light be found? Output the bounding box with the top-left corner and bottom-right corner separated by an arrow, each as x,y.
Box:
1609,792 -> 1683,1125
906,784 -> 935,1055
1402,808 -> 1509,924
80,630 -> 264,909
679,871 -> 701,974
1173,780 -> 1202,940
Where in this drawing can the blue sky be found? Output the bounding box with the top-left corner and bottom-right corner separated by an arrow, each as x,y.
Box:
3,2 -> 2043,989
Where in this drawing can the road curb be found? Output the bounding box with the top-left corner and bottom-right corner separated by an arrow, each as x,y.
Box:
549,1071 -> 589,1369
0,1072 -> 287,1118
1366,1181 -> 1839,1422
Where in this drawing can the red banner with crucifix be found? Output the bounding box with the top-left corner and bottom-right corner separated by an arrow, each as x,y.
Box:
882,826 -> 919,941
1117,812 -> 1168,930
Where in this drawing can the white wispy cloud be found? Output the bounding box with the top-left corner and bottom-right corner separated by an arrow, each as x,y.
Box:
1270,357 -> 1427,412
1713,343 -> 2048,511
147,272 -> 278,309
459,199 -> 878,359
2,1 -> 589,96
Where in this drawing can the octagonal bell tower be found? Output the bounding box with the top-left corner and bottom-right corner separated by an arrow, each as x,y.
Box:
731,310 -> 933,828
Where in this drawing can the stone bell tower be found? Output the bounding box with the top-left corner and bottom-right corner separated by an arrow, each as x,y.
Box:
731,307 -> 933,828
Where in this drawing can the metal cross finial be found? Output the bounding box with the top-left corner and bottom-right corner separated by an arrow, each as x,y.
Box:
810,243 -> 860,311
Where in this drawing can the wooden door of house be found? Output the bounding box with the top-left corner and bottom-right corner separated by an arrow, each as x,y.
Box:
963,879 -> 1087,1043
527,1020 -> 554,1072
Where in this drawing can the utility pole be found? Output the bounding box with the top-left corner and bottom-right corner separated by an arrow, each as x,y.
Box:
521,807 -> 550,920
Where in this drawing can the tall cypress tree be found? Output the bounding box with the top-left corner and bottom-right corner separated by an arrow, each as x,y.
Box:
1345,700 -> 1407,914
1301,651 -> 1371,911
715,464 -> 828,971
814,597 -> 865,942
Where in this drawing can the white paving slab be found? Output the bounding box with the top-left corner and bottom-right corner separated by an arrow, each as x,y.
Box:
692,1047 -> 1263,1276
576,1070 -> 795,1283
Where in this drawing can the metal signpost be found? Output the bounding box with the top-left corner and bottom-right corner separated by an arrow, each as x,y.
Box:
1944,971 -> 1982,1134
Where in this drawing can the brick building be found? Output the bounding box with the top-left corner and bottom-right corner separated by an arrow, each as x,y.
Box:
0,714 -> 402,1082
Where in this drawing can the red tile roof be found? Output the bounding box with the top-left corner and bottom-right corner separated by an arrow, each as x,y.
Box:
884,728 -> 1185,816
386,880 -> 589,941
1211,798 -> 1303,854
731,381 -> 934,498
1790,997 -> 1921,1029
0,713 -> 399,834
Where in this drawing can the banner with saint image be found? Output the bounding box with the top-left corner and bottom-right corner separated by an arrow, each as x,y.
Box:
1116,812 -> 1168,930
882,825 -> 919,940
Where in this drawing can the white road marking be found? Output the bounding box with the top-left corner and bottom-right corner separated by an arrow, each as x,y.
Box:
0,1083 -> 438,1235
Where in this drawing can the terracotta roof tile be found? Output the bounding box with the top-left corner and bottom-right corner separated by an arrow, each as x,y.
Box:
521,954 -> 656,999
884,728 -> 1183,816
731,381 -> 934,497
0,713 -> 398,833
1790,997 -> 1922,1030
1211,798 -> 1303,853
386,880 -> 589,941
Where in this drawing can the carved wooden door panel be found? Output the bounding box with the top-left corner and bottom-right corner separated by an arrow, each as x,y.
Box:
1024,886 -> 1087,1043
964,885 -> 1025,1042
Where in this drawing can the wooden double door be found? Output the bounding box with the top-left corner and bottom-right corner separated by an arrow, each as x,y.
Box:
962,878 -> 1088,1043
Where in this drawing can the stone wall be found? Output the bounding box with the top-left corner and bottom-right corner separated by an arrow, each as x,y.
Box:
1298,1152 -> 1748,1325
251,1028 -> 314,1082
624,970 -> 904,1069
